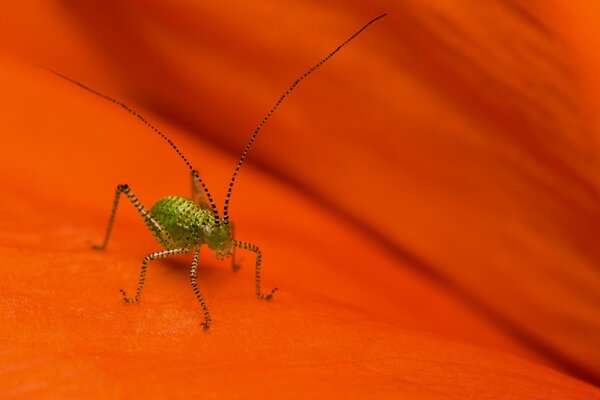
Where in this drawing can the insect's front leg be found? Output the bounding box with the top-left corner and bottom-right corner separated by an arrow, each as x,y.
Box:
120,247 -> 190,304
190,171 -> 209,209
189,247 -> 212,329
229,222 -> 240,272
233,240 -> 277,300
92,184 -> 163,250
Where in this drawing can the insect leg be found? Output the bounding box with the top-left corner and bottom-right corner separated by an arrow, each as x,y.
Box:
190,171 -> 199,201
229,222 -> 240,272
233,240 -> 277,300
91,184 -> 165,250
189,247 -> 212,329
120,247 -> 190,304
189,171 -> 208,209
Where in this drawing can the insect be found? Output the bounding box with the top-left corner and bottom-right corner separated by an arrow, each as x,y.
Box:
47,13 -> 386,329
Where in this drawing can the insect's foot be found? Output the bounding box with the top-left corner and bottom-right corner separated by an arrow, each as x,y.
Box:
202,321 -> 211,330
258,287 -> 278,301
88,240 -> 105,251
231,256 -> 243,272
119,289 -> 137,304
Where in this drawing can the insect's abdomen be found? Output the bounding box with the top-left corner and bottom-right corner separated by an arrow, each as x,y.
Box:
150,196 -> 211,249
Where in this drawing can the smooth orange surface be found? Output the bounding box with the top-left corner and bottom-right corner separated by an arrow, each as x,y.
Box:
1,1 -> 600,398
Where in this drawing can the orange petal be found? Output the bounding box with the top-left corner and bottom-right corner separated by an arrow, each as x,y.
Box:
1,0 -> 599,397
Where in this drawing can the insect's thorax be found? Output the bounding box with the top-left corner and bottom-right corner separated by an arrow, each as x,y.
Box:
150,196 -> 233,257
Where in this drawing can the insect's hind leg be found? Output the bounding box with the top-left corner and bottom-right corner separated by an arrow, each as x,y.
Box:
121,247 -> 190,304
233,240 -> 277,300
91,184 -> 163,250
190,171 -> 210,210
189,247 -> 212,329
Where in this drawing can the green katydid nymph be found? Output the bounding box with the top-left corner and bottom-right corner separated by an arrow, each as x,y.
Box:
47,13 -> 386,329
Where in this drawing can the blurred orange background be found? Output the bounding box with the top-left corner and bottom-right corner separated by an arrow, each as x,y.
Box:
1,1 -> 599,398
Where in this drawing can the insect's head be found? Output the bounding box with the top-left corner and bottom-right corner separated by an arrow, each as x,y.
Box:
204,222 -> 233,259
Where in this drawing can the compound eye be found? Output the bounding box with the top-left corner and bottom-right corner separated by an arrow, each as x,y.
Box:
203,225 -> 212,235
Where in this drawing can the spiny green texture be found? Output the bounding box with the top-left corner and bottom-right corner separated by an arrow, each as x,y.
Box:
150,196 -> 233,257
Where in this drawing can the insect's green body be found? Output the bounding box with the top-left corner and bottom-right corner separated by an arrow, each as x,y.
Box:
150,196 -> 233,258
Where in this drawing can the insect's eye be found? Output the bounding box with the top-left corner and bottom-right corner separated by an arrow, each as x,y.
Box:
203,225 -> 212,235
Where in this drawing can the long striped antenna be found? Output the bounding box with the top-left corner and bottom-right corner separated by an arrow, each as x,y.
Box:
222,13 -> 387,223
43,67 -> 222,225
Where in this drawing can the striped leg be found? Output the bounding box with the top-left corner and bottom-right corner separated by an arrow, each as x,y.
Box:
91,183 -> 164,250
233,240 -> 277,300
190,171 -> 207,209
189,247 -> 212,329
121,247 -> 190,304
229,222 -> 240,272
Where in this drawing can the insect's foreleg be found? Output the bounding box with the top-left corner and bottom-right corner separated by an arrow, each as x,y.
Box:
233,240 -> 277,300
92,184 -> 162,250
229,222 -> 240,272
121,247 -> 190,304
189,247 -> 212,329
